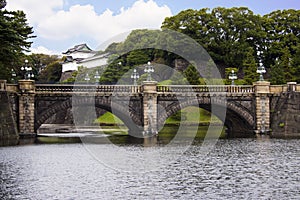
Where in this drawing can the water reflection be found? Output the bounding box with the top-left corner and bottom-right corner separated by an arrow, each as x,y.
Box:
0,137 -> 299,199
33,125 -> 225,146
1,126 -> 300,199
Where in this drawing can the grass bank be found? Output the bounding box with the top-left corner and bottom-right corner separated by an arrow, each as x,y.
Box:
95,106 -> 222,126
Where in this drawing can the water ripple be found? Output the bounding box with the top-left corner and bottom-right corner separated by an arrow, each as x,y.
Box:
0,139 -> 299,199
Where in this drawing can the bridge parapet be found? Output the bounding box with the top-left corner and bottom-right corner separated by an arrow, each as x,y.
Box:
270,85 -> 288,93
157,85 -> 254,95
269,82 -> 300,94
35,84 -> 141,95
0,80 -> 7,91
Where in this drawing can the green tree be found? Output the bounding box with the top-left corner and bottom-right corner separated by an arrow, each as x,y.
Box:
270,47 -> 293,84
162,7 -> 263,70
262,9 -> 300,68
99,59 -> 129,84
38,61 -> 62,83
126,49 -> 151,66
291,44 -> 300,82
280,47 -> 293,82
0,1 -> 34,80
99,8 -> 300,84
243,47 -> 259,85
170,71 -> 188,85
26,54 -> 60,80
161,7 -> 300,82
184,64 -> 201,85
270,58 -> 286,84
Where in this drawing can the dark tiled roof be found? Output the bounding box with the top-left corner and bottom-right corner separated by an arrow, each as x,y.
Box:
62,56 -> 85,64
62,43 -> 95,54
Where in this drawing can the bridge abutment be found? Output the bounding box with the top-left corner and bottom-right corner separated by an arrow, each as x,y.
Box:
270,82 -> 300,138
0,80 -> 19,145
18,80 -> 36,137
254,81 -> 270,134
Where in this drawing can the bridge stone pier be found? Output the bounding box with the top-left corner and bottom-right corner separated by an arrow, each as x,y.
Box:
18,80 -> 35,135
1,79 -> 300,138
142,81 -> 158,135
254,81 -> 271,134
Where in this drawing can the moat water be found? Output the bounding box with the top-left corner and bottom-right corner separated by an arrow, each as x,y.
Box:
0,127 -> 300,199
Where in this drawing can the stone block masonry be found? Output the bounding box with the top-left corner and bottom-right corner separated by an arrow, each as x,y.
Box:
271,91 -> 300,138
0,91 -> 18,144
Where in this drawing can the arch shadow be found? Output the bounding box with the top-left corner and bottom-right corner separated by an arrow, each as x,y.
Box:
157,98 -> 255,137
35,97 -> 142,133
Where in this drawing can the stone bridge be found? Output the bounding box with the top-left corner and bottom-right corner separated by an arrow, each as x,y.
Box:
1,80 -> 300,138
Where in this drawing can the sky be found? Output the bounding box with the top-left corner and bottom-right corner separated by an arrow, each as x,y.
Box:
6,0 -> 300,55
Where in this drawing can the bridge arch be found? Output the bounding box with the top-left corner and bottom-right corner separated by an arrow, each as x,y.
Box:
35,97 -> 142,132
157,97 -> 255,137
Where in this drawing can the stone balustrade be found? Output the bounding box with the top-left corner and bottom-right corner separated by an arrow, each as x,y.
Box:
157,85 -> 254,94
4,83 -> 299,95
34,84 -> 141,94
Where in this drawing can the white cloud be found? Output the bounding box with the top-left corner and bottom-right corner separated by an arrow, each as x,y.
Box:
6,0 -> 64,25
29,46 -> 58,55
37,0 -> 172,42
6,0 -> 172,53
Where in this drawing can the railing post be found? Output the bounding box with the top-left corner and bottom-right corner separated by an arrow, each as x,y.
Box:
0,80 -> 7,91
287,82 -> 297,92
18,80 -> 36,137
142,81 -> 158,135
254,81 -> 270,134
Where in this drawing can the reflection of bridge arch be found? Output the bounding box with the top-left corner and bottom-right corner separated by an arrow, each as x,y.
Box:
35,97 -> 142,132
157,97 -> 255,136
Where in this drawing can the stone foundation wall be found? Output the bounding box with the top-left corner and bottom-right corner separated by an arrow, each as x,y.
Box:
270,92 -> 300,138
0,91 -> 18,142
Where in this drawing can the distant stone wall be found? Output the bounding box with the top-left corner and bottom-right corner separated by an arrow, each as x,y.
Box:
59,71 -> 75,82
0,91 -> 18,143
270,92 -> 300,138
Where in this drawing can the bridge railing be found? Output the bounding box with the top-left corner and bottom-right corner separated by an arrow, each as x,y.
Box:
270,85 -> 288,93
157,85 -> 254,94
35,84 -> 141,94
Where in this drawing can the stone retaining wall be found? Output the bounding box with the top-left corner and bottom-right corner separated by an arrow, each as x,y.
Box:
0,91 -> 18,145
271,92 -> 300,138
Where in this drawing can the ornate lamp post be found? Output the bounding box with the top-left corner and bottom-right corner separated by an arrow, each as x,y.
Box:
144,61 -> 154,81
94,71 -> 100,84
21,59 -> 34,79
84,73 -> 90,84
11,68 -> 16,83
257,63 -> 266,81
131,69 -> 139,85
228,70 -> 237,85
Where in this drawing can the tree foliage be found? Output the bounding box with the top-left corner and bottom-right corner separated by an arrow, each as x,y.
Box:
38,61 -> 62,83
243,47 -> 259,85
291,44 -> 300,82
270,59 -> 286,84
184,64 -> 201,85
162,7 -> 263,69
161,7 -> 300,84
0,0 -> 34,80
87,8 -> 300,85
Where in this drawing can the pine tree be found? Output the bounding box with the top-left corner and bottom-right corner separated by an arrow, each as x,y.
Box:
280,47 -> 293,82
184,64 -> 201,85
0,0 -> 34,80
291,44 -> 300,83
270,58 -> 286,84
243,47 -> 259,85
